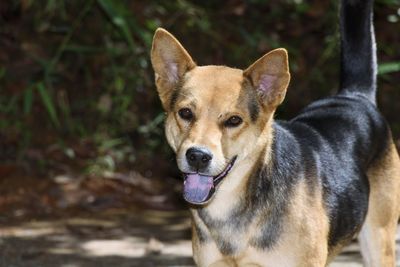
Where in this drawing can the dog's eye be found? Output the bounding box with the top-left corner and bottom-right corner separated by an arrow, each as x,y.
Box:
224,116 -> 243,127
178,108 -> 194,121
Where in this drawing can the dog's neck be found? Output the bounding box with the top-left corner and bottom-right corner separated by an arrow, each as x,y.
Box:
192,121 -> 301,221
190,122 -> 302,253
193,119 -> 277,220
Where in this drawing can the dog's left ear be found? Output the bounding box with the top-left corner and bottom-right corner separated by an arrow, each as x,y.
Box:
243,48 -> 290,109
151,28 -> 196,110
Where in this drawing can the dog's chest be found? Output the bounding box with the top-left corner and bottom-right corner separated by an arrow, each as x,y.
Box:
195,206 -> 283,256
197,210 -> 250,254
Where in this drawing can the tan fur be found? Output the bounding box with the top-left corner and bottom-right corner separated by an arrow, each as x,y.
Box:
191,211 -> 225,266
286,179 -> 329,266
327,237 -> 356,264
237,179 -> 329,267
359,141 -> 400,267
203,119 -> 274,221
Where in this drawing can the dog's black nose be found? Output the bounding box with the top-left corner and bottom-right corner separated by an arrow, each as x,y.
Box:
186,147 -> 213,171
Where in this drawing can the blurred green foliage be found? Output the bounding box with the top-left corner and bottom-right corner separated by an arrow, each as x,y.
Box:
0,0 -> 399,174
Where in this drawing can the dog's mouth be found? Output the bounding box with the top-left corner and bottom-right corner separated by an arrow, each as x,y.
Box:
182,156 -> 237,205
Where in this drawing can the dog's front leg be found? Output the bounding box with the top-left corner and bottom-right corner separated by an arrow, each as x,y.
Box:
194,244 -> 234,267
208,261 -> 262,267
192,234 -> 231,267
208,259 -> 237,267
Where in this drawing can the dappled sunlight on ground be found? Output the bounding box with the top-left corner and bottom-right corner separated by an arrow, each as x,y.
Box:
1,208 -> 399,266
0,209 -> 194,267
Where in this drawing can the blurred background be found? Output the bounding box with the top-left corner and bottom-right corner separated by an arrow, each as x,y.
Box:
0,0 -> 399,266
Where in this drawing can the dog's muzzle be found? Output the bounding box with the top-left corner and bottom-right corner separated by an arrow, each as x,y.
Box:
182,156 -> 237,205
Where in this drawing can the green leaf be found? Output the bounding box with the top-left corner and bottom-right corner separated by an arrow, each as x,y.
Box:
100,138 -> 125,151
378,62 -> 400,75
23,86 -> 34,114
138,113 -> 165,134
37,82 -> 60,128
0,67 -> 6,79
97,0 -> 136,52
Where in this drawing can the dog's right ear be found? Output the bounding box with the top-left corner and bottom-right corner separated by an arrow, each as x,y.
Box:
151,28 -> 196,110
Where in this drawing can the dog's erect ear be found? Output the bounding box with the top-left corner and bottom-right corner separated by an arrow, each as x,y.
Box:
151,28 -> 196,110
243,48 -> 290,109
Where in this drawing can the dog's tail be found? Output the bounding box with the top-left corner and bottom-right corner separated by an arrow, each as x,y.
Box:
339,0 -> 377,104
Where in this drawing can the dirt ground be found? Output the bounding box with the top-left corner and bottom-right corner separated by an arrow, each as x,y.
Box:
1,209 -> 400,267
0,166 -> 399,267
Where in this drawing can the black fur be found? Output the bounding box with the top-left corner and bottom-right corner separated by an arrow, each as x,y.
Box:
169,80 -> 184,110
248,95 -> 260,122
197,200 -> 256,254
240,79 -> 260,122
339,0 -> 376,103
247,129 -> 301,249
282,94 -> 389,249
193,220 -> 209,243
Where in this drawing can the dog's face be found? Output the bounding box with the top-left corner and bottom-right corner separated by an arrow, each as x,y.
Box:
151,28 -> 290,205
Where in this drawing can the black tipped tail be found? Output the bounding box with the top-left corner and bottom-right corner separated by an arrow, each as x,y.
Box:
339,0 -> 377,104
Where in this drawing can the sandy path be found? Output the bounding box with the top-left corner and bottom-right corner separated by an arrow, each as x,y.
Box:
0,209 -> 399,267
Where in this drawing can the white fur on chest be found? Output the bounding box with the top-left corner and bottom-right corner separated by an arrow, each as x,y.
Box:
191,215 -> 298,267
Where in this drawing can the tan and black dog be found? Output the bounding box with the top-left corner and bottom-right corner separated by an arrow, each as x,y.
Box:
151,0 -> 400,266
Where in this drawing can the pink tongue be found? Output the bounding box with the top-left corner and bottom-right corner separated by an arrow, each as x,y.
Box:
183,174 -> 213,204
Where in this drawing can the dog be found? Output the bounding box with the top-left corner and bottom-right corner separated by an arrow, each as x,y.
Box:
150,0 -> 400,266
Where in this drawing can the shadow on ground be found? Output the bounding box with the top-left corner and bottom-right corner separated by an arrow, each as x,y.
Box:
0,209 -> 194,267
1,208 -> 400,267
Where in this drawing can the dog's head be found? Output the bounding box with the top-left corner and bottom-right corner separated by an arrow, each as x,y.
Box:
151,28 -> 290,205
